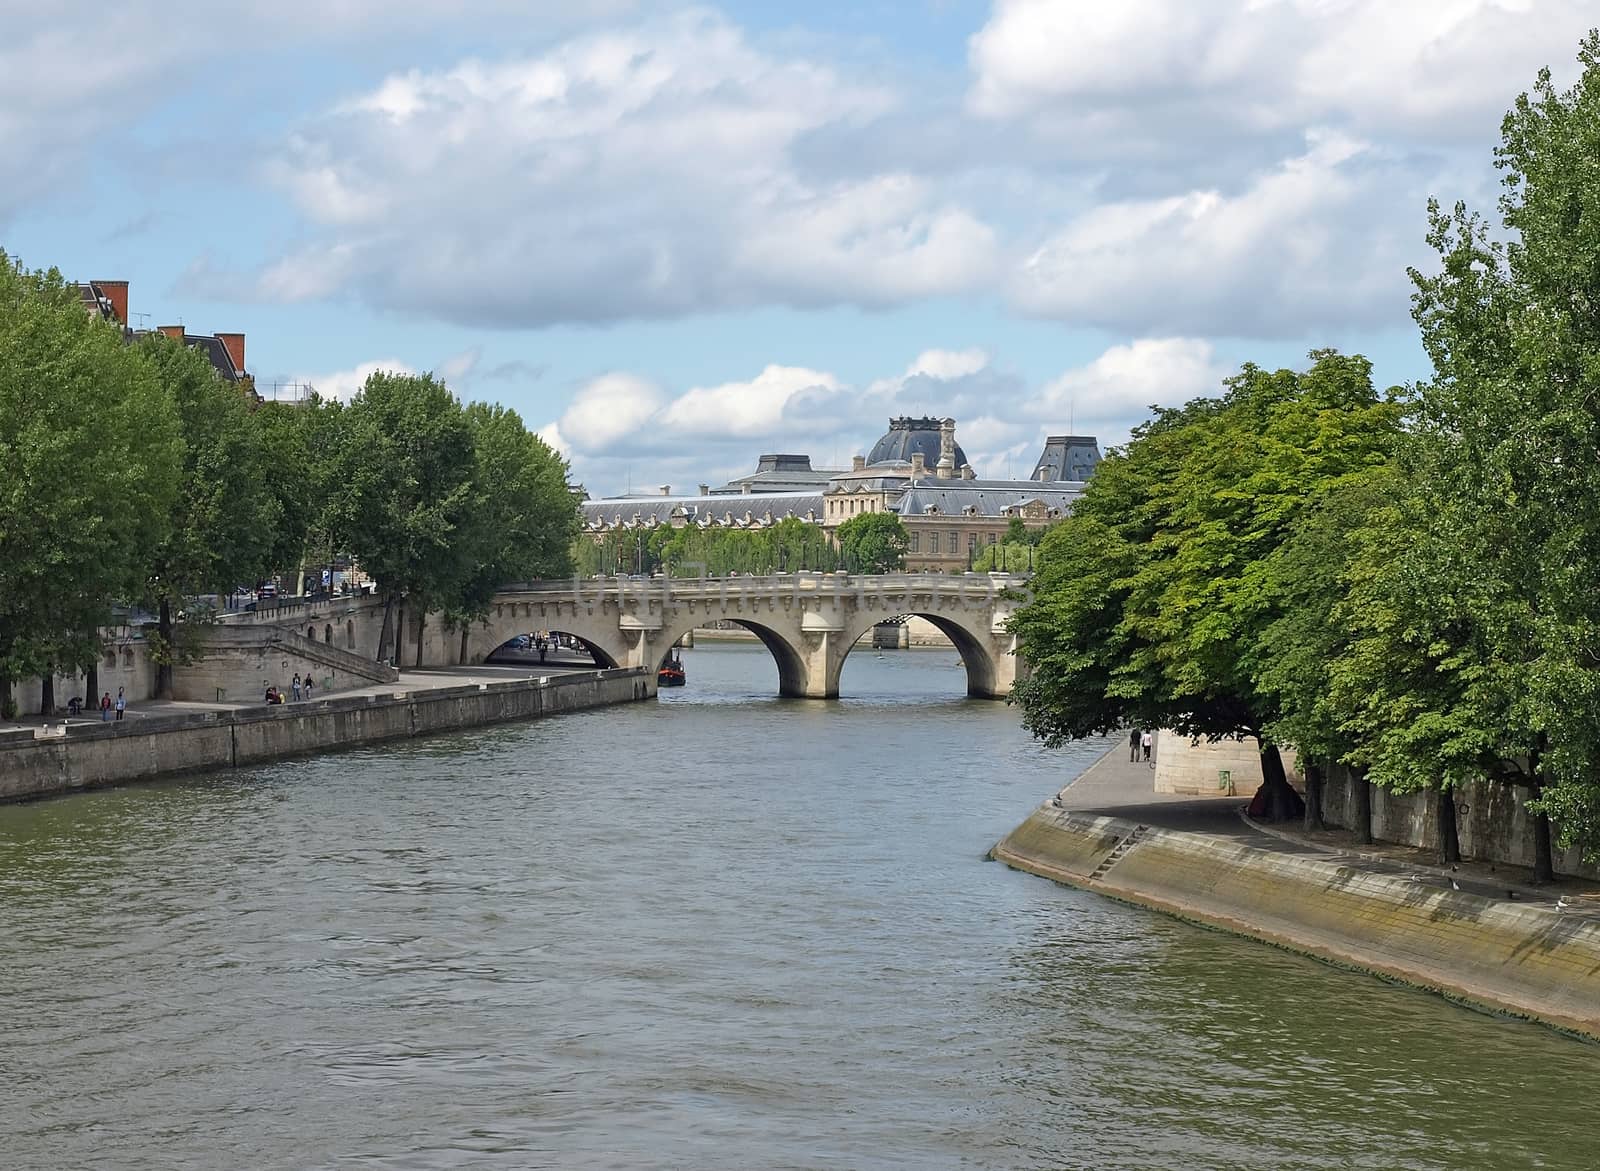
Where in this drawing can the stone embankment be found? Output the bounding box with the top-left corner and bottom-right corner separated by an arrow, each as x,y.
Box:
993,748 -> 1600,1039
1,668 -> 651,802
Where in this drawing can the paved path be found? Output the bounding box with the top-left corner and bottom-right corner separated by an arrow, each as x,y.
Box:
0,661 -> 605,734
1054,736 -> 1600,915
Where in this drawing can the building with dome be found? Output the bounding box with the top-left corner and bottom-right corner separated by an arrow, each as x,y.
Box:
577,415 -> 1101,573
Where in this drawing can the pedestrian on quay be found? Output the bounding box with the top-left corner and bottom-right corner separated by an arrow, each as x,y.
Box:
1141,729 -> 1153,762
114,687 -> 126,721
291,673 -> 302,702
1128,727 -> 1141,762
100,692 -> 112,721
304,674 -> 315,701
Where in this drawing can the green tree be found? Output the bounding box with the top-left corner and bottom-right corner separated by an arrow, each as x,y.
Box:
328,371 -> 475,664
835,511 -> 908,573
440,403 -> 578,657
1011,352 -> 1400,820
137,332 -> 278,697
1326,33 -> 1600,870
0,254 -> 181,713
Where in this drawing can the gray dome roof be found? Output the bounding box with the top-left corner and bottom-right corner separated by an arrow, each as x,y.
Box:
867,416 -> 967,469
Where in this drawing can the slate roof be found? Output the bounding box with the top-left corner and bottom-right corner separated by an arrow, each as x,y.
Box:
582,492 -> 826,528
892,480 -> 1085,518
1030,435 -> 1102,482
866,416 -> 968,469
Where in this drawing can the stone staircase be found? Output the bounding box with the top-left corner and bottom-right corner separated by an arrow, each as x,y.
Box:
1087,824 -> 1149,883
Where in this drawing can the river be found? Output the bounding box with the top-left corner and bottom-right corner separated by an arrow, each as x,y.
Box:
3,642 -> 1597,1170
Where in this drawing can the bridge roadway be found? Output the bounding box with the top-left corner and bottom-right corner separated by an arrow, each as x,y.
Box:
238,573 -> 1032,700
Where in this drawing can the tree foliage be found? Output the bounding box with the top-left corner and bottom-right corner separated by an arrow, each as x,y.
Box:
0,254 -> 182,706
1011,351 -> 1401,819
835,510 -> 909,573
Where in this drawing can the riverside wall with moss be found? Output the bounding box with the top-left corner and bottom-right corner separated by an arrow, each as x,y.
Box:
993,801 -> 1600,1039
0,668 -> 653,802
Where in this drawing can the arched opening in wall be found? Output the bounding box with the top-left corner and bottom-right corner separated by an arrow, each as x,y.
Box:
484,629 -> 619,669
324,624 -> 333,644
307,625 -> 317,642
655,619 -> 807,698
346,619 -> 356,650
837,612 -> 997,700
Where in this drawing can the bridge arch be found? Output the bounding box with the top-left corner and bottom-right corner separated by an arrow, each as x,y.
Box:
829,608 -> 1002,699
650,613 -> 810,697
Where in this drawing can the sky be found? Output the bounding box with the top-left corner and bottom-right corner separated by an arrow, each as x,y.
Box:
4,0 -> 1591,495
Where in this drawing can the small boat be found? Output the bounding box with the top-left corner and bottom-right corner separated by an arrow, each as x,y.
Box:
658,652 -> 687,688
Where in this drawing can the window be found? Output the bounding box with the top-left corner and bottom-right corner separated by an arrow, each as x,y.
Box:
988,532 -> 997,546
968,534 -> 978,554
910,531 -> 921,553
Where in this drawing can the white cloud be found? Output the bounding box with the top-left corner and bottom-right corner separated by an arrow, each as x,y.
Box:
969,0 -> 1587,140
294,358 -> 416,403
1011,132 -> 1411,335
1027,339 -> 1229,438
219,12 -> 996,324
659,366 -> 843,438
552,373 -> 668,452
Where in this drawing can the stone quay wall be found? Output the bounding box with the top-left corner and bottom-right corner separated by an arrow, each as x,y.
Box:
993,803 -> 1600,1039
1318,764 -> 1600,881
0,668 -> 651,803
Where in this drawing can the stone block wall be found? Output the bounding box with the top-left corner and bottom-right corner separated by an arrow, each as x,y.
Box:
1152,733 -> 1300,797
1320,764 -> 1600,880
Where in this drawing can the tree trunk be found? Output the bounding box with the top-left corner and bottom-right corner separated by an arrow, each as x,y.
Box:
459,626 -> 469,664
1436,788 -> 1462,866
85,660 -> 98,714
156,596 -> 175,699
415,610 -> 426,667
0,669 -> 11,719
39,669 -> 54,716
1303,759 -> 1326,832
1353,768 -> 1374,845
1257,742 -> 1305,823
1528,766 -> 1556,885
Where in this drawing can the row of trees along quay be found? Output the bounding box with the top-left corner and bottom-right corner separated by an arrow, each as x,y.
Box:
571,510 -> 916,577
0,257 -> 577,717
1011,33 -> 1600,881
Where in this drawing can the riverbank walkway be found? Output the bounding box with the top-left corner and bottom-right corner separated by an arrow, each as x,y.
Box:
0,651 -> 603,736
1054,737 -> 1600,918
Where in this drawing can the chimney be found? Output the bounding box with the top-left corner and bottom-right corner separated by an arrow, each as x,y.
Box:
699,484 -> 710,496
741,482 -> 753,495
910,452 -> 926,478
216,332 -> 246,376
659,484 -> 671,496
961,463 -> 976,480
95,280 -> 129,324
936,417 -> 957,480
158,324 -> 184,341
851,455 -> 866,472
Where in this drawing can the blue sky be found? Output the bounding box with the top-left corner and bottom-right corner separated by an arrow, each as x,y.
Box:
4,1 -> 1590,494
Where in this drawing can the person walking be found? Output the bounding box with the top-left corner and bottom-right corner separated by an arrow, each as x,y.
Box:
291,673 -> 302,702
114,687 -> 126,721
1141,729 -> 1154,762
100,692 -> 113,721
303,674 -> 315,701
1128,727 -> 1141,762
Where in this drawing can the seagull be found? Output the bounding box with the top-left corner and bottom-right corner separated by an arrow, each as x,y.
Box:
1408,874 -> 1427,883
1556,896 -> 1573,913
1450,878 -> 1461,891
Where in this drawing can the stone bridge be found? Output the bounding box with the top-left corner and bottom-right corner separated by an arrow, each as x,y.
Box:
458,573 -> 1030,699
224,573 -> 1032,700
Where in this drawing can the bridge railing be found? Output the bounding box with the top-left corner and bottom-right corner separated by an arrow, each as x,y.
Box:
493,571 -> 1035,608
